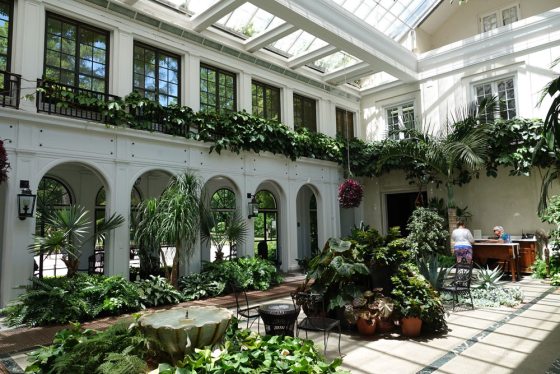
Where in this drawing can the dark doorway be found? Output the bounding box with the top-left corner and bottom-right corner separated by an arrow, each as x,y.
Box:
386,191 -> 427,236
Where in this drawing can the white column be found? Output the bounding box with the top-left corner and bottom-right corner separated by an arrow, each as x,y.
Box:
239,71 -> 252,112
319,100 -> 336,137
0,153 -> 38,307
282,88 -> 294,129
112,30 -> 134,97
186,55 -> 200,111
284,183 -> 298,271
13,0 -> 45,111
104,163 -> 130,278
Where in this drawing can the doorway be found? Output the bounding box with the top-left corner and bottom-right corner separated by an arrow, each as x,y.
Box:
386,191 -> 427,236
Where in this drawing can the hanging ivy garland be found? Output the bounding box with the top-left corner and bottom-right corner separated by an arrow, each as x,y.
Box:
0,139 -> 9,185
338,178 -> 363,208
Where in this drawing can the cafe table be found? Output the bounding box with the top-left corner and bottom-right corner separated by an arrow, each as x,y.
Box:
258,303 -> 301,337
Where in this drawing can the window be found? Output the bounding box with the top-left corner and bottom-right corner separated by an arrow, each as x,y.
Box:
252,80 -> 281,121
481,5 -> 519,32
336,108 -> 354,139
293,94 -> 316,132
253,190 -> 278,263
133,43 -> 180,106
200,64 -> 236,113
0,0 -> 13,72
44,13 -> 109,92
386,102 -> 415,139
474,76 -> 516,120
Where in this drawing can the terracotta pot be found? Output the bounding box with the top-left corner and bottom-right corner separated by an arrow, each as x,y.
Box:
356,317 -> 377,336
401,317 -> 422,337
376,317 -> 395,333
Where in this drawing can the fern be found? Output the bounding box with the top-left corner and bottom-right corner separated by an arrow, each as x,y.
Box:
96,353 -> 147,374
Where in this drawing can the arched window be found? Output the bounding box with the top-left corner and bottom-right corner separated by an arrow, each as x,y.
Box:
209,188 -> 236,260
254,190 -> 278,264
309,194 -> 318,254
35,176 -> 73,277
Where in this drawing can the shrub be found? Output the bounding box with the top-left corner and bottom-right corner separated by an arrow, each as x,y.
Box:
179,272 -> 226,301
406,207 -> 449,259
136,275 -> 184,307
551,273 -> 560,286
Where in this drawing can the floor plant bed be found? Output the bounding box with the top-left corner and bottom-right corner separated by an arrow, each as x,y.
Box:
441,286 -> 524,308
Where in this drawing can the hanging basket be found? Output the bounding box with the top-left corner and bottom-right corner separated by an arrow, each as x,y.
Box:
338,179 -> 363,208
0,139 -> 9,185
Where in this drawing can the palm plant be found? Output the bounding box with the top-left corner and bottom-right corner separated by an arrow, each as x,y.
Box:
201,210 -> 248,261
134,172 -> 202,286
29,205 -> 124,277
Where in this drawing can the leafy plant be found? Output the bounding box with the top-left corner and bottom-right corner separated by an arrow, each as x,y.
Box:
200,210 -> 247,262
407,207 -> 449,258
444,286 -> 524,308
29,205 -> 124,277
0,138 -> 9,184
179,272 -> 226,301
474,265 -> 504,289
550,273 -> 560,286
136,275 -> 184,307
417,255 -> 449,290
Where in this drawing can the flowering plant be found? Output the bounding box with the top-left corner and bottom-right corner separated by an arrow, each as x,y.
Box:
0,139 -> 9,185
338,179 -> 363,208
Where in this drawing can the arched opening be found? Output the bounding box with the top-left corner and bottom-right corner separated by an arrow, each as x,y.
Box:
34,176 -> 73,277
296,185 -> 319,265
254,190 -> 278,265
208,188 -> 237,261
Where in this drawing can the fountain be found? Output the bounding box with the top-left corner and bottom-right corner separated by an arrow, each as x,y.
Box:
138,305 -> 232,363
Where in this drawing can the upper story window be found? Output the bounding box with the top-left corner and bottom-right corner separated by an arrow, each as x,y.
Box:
336,108 -> 354,139
133,42 -> 180,106
0,0 -> 13,72
200,64 -> 236,113
386,102 -> 415,139
293,93 -> 316,132
474,76 -> 516,121
44,13 -> 109,93
480,5 -> 519,32
252,80 -> 280,121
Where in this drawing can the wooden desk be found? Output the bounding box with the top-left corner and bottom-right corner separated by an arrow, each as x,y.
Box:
512,239 -> 537,273
472,242 -> 520,282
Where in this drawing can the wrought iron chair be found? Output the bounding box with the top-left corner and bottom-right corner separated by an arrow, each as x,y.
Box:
440,259 -> 474,311
291,291 -> 341,355
232,283 -> 260,332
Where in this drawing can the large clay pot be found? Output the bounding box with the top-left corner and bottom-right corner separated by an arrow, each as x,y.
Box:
376,317 -> 395,333
401,317 -> 422,337
356,317 -> 377,336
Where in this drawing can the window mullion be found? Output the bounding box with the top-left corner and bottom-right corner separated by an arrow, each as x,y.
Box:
75,23 -> 80,89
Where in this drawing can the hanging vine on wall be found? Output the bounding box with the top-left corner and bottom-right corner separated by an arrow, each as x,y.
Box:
0,139 -> 9,185
338,178 -> 363,208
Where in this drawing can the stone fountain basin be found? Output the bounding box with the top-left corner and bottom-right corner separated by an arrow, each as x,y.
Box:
138,305 -> 232,362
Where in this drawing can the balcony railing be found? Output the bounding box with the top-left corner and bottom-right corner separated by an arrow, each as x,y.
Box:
36,79 -> 120,122
131,106 -> 195,137
0,70 -> 21,109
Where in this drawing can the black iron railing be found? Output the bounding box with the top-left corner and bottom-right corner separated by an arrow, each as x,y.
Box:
36,79 -> 120,122
0,70 -> 21,109
131,105 -> 196,137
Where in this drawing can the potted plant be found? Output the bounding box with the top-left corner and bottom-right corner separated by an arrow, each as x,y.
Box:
373,295 -> 395,333
344,290 -> 379,336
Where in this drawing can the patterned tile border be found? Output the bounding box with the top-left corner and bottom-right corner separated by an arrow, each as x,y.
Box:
417,286 -> 557,374
0,355 -> 24,373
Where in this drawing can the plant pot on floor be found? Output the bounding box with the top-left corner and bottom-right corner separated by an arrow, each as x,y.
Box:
376,317 -> 395,333
356,317 -> 377,336
401,317 -> 422,337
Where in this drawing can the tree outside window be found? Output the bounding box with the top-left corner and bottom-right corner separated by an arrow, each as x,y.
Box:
200,64 -> 236,113
294,93 -> 316,132
252,80 -> 280,121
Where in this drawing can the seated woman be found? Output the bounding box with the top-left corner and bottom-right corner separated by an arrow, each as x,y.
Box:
488,226 -> 511,243
451,220 -> 474,263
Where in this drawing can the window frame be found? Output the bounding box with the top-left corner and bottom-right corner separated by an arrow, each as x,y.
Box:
133,41 -> 181,107
473,75 -> 517,121
479,4 -> 520,33
335,107 -> 355,140
43,12 -> 110,93
0,0 -> 13,72
293,93 -> 317,132
251,80 -> 281,121
384,101 -> 416,139
200,63 -> 237,113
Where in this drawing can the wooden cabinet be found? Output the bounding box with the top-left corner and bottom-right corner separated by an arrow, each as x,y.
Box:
513,240 -> 537,273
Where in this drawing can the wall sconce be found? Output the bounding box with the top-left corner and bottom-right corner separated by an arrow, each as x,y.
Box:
247,193 -> 259,219
18,180 -> 36,220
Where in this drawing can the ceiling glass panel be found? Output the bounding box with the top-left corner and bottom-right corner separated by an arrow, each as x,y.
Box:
154,0 -> 219,14
216,3 -> 285,38
312,51 -> 360,73
270,31 -> 328,57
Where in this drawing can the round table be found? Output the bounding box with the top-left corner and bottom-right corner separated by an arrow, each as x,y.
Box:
258,303 -> 300,337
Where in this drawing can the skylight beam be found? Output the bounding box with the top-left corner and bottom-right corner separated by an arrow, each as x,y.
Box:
288,45 -> 338,69
322,61 -> 378,84
191,0 -> 245,32
244,22 -> 298,52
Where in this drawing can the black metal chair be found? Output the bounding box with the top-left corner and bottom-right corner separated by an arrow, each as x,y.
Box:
232,283 -> 260,332
441,260 -> 474,311
291,291 -> 341,355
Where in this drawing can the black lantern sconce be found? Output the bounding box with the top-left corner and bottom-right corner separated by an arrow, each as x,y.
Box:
18,180 -> 36,220
247,193 -> 259,219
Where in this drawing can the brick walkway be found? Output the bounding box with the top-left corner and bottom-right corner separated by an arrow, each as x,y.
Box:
0,275 -> 304,356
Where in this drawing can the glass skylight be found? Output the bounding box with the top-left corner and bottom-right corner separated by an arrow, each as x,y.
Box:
216,3 -> 284,38
270,31 -> 328,57
312,51 -> 360,73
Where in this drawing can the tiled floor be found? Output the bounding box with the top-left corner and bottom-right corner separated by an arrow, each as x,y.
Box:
1,276 -> 559,374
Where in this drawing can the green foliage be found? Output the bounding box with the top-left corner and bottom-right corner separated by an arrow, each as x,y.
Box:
406,207 -> 449,258
160,327 -> 349,374
474,265 -> 504,289
437,254 -> 456,268
136,275 -> 184,307
25,323 -> 149,374
443,287 -> 524,308
391,263 -> 447,332
550,273 -> 560,286
178,272 -> 226,301
531,253 -> 560,279
417,255 -> 449,290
